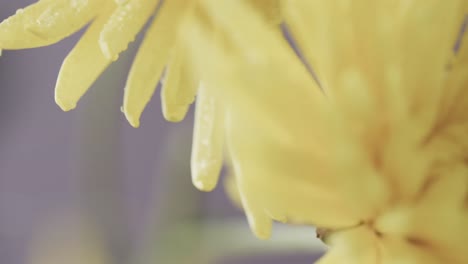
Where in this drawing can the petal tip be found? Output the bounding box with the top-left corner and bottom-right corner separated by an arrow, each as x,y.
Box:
253,225 -> 272,240
124,111 -> 141,128
193,178 -> 217,192
246,211 -> 273,240
55,97 -> 77,112
164,114 -> 185,123
191,161 -> 222,192
162,103 -> 190,122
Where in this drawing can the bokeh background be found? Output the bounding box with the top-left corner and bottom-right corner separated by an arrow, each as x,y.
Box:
0,1 -> 325,263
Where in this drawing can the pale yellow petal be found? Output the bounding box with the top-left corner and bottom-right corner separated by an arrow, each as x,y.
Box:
99,0 -> 159,60
55,3 -> 115,111
248,0 -> 282,25
114,0 -> 129,5
190,84 -> 224,192
123,0 -> 186,127
223,169 -> 243,210
317,227 -> 379,264
242,197 -> 273,241
396,1 -> 464,135
0,0 -> 100,49
229,156 -> 272,240
282,1 -> 331,92
24,0 -> 102,42
160,47 -> 197,122
410,168 -> 468,263
433,16 -> 468,127
375,166 -> 468,263
380,237 -> 442,264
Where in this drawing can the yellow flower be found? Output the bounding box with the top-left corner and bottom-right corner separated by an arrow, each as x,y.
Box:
2,0 -> 468,263
181,0 -> 468,263
0,0 -> 281,193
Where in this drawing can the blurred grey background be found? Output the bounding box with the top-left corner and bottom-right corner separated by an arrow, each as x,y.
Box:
0,1 -> 324,263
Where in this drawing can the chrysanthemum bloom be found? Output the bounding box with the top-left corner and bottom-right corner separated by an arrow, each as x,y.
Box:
180,0 -> 468,263
0,0 -> 281,192
2,0 -> 468,263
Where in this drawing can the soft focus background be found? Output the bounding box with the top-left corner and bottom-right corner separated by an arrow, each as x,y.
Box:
0,2 -> 325,263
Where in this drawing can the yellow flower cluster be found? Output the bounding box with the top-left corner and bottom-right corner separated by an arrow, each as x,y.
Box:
1,0 -> 468,263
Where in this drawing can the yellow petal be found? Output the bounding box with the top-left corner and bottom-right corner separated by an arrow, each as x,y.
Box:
376,165 -> 468,263
223,169 -> 243,210
55,3 -> 115,111
114,0 -> 129,5
99,0 -> 160,60
230,156 -> 272,240
282,1 -> 331,92
0,0 -> 100,49
123,0 -> 186,127
436,16 -> 468,122
248,0 -> 283,25
317,227 -> 379,264
395,1 -> 464,139
190,84 -> 224,192
160,47 -> 197,122
380,237 -> 442,264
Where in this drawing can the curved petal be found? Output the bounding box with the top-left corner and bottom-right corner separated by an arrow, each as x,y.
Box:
122,0 -> 186,127
0,0 -> 100,49
317,227 -> 379,264
160,46 -> 197,122
248,0 -> 283,25
99,0 -> 160,60
55,2 -> 116,111
229,151 -> 273,240
223,169 -> 243,210
190,84 -> 224,192
380,237 -> 441,264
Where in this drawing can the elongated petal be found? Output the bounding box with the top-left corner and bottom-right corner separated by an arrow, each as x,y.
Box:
436,15 -> 468,123
0,0 -> 100,49
190,84 -> 224,192
55,3 -> 115,111
223,169 -> 243,209
380,237 -> 441,264
99,0 -> 159,60
248,0 -> 282,25
123,0 -> 186,127
317,227 -> 379,264
282,1 -> 331,93
160,47 -> 197,122
228,143 -> 272,240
